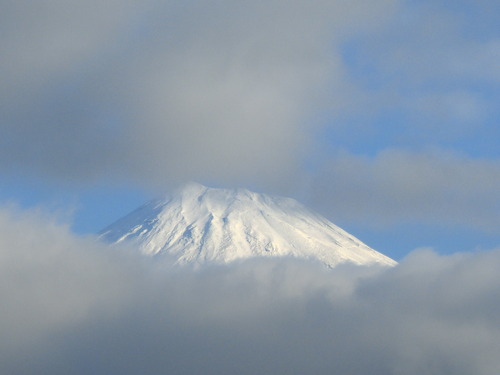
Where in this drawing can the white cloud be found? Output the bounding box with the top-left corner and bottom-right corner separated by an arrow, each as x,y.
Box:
1,206 -> 499,374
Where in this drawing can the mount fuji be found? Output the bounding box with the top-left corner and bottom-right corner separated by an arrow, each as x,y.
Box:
99,183 -> 396,268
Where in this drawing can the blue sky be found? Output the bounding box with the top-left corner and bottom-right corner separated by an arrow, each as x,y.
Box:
1,0 -> 499,261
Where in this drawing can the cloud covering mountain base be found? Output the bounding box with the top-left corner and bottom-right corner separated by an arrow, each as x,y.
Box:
1,206 -> 499,374
1,0 -> 499,258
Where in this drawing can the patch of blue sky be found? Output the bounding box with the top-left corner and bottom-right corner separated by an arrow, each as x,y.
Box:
0,175 -> 148,235
340,220 -> 500,260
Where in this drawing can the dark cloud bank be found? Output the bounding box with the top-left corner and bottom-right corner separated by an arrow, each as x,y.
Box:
1,207 -> 499,375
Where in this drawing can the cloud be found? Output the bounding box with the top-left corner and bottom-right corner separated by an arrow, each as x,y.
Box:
348,0 -> 500,87
0,0 -> 397,190
336,0 -> 500,152
308,149 -> 500,230
1,205 -> 500,374
1,1 -> 497,236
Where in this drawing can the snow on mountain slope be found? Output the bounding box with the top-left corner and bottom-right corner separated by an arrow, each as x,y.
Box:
99,183 -> 397,268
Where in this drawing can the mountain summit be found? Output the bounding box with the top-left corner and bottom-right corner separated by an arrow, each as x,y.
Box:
99,183 -> 396,268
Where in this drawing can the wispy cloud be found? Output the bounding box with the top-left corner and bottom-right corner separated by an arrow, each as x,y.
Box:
309,149 -> 500,230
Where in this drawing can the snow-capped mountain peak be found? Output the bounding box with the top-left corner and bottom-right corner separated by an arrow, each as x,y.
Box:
99,183 -> 396,268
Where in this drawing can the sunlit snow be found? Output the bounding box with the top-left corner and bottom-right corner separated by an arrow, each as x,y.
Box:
100,183 -> 396,268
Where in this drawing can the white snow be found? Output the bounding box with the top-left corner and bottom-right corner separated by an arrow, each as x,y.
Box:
99,182 -> 397,268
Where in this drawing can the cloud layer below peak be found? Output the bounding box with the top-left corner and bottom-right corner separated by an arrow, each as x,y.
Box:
1,206 -> 499,374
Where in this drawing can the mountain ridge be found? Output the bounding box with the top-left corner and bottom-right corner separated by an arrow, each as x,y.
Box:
99,183 -> 397,268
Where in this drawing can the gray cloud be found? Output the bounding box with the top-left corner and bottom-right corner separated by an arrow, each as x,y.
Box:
2,0 -> 497,237
0,0 -> 397,190
1,205 -> 500,374
309,149 -> 500,230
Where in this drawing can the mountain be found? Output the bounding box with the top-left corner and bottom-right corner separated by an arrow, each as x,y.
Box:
99,183 -> 396,268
